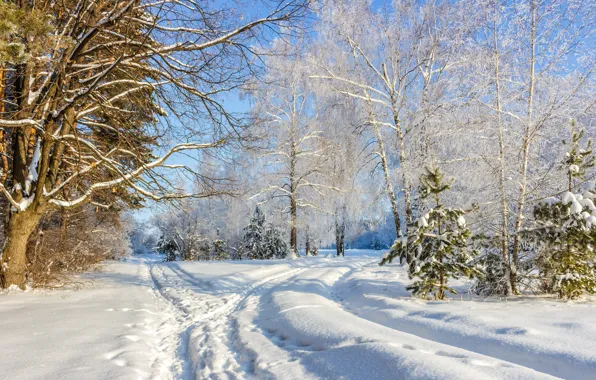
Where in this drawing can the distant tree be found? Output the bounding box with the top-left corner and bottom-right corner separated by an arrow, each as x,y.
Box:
156,235 -> 178,262
213,239 -> 228,261
243,206 -> 266,259
250,39 -> 338,258
263,223 -> 290,259
372,234 -> 382,250
212,229 -> 229,261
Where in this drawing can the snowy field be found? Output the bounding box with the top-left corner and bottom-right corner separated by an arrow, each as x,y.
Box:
1,251 -> 595,380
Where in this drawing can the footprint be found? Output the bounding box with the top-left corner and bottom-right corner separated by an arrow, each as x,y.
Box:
495,327 -> 527,335
402,344 -> 416,350
296,339 -> 312,348
103,350 -> 123,360
435,350 -> 467,359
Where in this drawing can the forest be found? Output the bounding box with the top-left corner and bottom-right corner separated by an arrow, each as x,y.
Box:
0,0 -> 594,297
0,1 -> 595,379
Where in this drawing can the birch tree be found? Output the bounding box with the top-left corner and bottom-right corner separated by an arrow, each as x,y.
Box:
250,42 -> 335,257
461,0 -> 596,293
312,0 -> 476,242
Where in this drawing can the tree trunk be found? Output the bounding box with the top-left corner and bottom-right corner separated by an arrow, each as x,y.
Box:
290,193 -> 298,257
393,112 -> 413,230
305,226 -> 311,256
0,209 -> 43,289
372,122 -> 401,240
335,206 -> 345,257
511,0 -> 537,294
492,0 -> 513,296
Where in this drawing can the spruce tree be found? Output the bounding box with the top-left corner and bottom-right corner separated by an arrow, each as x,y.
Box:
197,242 -> 211,261
242,206 -> 266,259
213,229 -> 229,260
263,223 -> 290,259
213,240 -> 228,260
380,166 -> 482,300
156,235 -> 178,262
372,234 -> 382,250
533,121 -> 596,299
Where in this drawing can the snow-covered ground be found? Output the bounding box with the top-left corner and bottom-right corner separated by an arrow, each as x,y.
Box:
1,252 -> 595,380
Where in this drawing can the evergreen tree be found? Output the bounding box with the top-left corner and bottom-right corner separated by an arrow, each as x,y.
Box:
213,239 -> 228,260
372,234 -> 382,250
156,234 -> 178,262
263,223 -> 290,259
212,229 -> 229,261
563,121 -> 595,192
532,122 -> 596,299
380,166 -> 482,300
197,242 -> 211,261
242,206 -> 266,259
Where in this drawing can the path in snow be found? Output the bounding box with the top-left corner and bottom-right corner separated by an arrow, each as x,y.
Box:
1,252 -> 596,379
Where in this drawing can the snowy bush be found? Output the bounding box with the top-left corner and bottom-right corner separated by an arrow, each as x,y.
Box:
24,207 -> 132,286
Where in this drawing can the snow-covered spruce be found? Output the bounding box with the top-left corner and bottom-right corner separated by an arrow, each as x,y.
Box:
530,124 -> 596,299
212,239 -> 229,260
242,206 -> 290,259
380,166 -> 482,300
533,191 -> 596,299
242,206 -> 267,259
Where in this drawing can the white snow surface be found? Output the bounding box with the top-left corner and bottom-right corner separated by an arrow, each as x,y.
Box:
1,252 -> 596,379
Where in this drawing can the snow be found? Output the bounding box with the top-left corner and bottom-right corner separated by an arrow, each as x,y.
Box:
562,191 -> 575,205
457,215 -> 466,227
571,200 -> 583,214
1,252 -> 595,379
24,138 -> 41,196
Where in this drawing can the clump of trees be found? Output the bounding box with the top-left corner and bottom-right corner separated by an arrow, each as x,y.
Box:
243,207 -> 290,259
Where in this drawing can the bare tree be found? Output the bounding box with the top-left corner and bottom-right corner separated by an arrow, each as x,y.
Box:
250,41 -> 336,257
311,0 -> 475,242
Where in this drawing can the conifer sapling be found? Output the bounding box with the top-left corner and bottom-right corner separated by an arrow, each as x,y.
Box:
380,166 -> 482,300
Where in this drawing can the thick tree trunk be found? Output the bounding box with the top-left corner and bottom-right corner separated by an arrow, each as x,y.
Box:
0,209 -> 43,289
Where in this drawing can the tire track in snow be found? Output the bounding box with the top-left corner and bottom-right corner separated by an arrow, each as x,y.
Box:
147,260 -> 312,379
191,266 -> 311,379
142,257 -> 194,379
